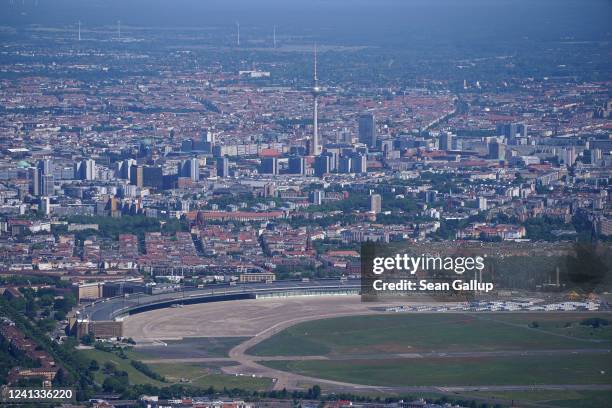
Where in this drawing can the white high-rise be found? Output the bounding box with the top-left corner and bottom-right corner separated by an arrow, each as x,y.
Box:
84,159 -> 96,180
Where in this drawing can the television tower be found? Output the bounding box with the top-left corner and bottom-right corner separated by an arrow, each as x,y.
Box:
273,25 -> 276,48
309,44 -> 321,156
236,21 -> 240,46
117,20 -> 121,39
78,21 -> 81,41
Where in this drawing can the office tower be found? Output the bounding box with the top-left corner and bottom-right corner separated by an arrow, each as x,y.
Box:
314,154 -> 330,177
338,155 -> 352,173
562,147 -> 576,166
121,159 -> 137,180
73,161 -> 83,180
32,159 -> 53,197
193,131 -> 214,153
178,158 -> 200,182
439,131 -> 453,151
352,153 -> 367,174
217,157 -> 229,178
41,174 -> 54,196
478,197 -> 488,211
75,159 -> 96,180
260,157 -> 278,175
370,194 -> 382,214
497,122 -> 527,142
130,165 -> 144,188
324,151 -> 337,172
309,45 -> 322,156
584,148 -> 602,165
425,190 -> 438,204
142,166 -> 163,190
202,130 -> 214,143
189,158 -> 200,181
38,159 -> 53,175
359,112 -> 376,148
31,167 -> 41,196
488,139 -> 506,160
288,156 -> 305,175
41,196 -> 51,216
312,190 -> 324,205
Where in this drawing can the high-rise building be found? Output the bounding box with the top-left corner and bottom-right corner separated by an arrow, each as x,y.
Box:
260,157 -> 278,175
497,122 -> 527,143
41,196 -> 51,215
370,193 -> 382,214
41,174 -> 54,196
358,112 -> 376,148
85,159 -> 96,180
129,165 -> 144,188
425,190 -> 438,204
189,158 -> 200,181
439,131 -> 453,151
478,197 -> 488,211
216,157 -> 229,178
584,148 -> 602,165
193,131 -> 215,153
352,153 -> 367,174
32,159 -> 53,196
312,190 -> 324,205
488,139 -> 506,160
563,147 -> 577,166
288,156 -> 305,175
142,166 -> 163,190
31,167 -> 41,196
178,158 -> 200,182
38,159 -> 53,175
120,159 -> 137,180
314,154 -> 330,177
75,159 -> 96,180
338,155 -> 352,173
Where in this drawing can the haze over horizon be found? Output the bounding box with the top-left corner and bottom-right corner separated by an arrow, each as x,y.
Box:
1,0 -> 611,47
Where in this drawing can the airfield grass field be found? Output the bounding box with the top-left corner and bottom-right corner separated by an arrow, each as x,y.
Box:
79,348 -> 164,387
149,363 -> 272,391
262,354 -> 612,386
248,313 -> 612,356
126,337 -> 247,360
80,348 -> 272,391
460,390 -> 612,408
122,300 -> 612,406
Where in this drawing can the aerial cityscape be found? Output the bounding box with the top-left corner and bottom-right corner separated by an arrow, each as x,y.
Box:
0,1 -> 611,407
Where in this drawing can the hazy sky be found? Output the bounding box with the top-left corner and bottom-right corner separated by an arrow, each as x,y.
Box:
1,0 -> 610,45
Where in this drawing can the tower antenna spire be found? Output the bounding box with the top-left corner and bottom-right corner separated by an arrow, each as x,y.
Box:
236,21 -> 240,46
273,25 -> 276,48
310,43 -> 321,156
314,43 -> 318,82
78,21 -> 81,41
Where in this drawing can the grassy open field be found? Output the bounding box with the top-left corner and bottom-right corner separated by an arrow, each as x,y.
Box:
79,348 -> 165,386
461,390 -> 612,408
126,337 -> 247,360
149,363 -> 272,391
248,313 -> 612,356
262,354 -> 612,387
80,348 -> 272,391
